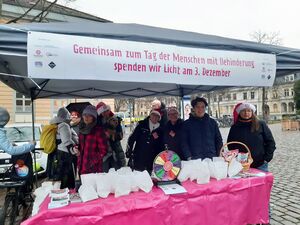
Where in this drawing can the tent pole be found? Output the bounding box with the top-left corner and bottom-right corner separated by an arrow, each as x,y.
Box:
31,89 -> 39,188
180,88 -> 185,120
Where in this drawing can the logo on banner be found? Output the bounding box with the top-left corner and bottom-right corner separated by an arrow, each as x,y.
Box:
46,52 -> 58,57
48,62 -> 56,69
34,61 -> 43,67
34,49 -> 43,57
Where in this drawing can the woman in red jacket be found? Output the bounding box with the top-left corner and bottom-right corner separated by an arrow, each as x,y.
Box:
77,105 -> 108,175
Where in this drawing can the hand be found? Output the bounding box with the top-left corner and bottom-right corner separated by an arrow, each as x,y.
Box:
152,132 -> 159,139
169,130 -> 176,137
30,140 -> 36,146
73,145 -> 80,157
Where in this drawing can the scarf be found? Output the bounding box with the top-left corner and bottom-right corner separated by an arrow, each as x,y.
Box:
79,120 -> 97,135
238,116 -> 252,123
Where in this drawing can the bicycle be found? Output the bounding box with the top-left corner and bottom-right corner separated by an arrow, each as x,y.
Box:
0,180 -> 33,225
0,148 -> 43,225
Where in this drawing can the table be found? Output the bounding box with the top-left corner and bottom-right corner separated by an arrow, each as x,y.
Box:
22,171 -> 273,225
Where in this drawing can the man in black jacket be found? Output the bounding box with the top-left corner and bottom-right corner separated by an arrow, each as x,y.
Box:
181,97 -> 223,160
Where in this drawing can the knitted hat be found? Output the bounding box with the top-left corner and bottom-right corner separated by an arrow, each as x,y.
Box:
82,105 -> 98,119
233,103 -> 242,124
0,107 -> 10,127
96,102 -> 111,115
149,110 -> 161,121
167,107 -> 179,114
236,102 -> 256,114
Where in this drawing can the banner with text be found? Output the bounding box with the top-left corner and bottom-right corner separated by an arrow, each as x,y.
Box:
28,31 -> 276,86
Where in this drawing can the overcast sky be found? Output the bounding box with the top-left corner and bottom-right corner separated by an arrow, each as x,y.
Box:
59,0 -> 300,49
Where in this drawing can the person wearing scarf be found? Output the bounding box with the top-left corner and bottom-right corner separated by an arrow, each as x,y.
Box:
163,107 -> 184,159
227,102 -> 276,170
126,110 -> 163,174
77,105 -> 108,175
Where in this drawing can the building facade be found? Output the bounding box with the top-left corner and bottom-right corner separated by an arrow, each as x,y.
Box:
206,73 -> 299,120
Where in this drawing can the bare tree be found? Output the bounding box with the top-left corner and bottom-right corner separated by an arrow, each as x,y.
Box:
114,98 -> 129,112
250,30 -> 282,45
249,30 -> 283,121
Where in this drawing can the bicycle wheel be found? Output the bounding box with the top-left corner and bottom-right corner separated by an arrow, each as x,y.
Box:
0,194 -> 17,225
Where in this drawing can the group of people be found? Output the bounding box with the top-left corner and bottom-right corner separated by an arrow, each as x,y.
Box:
0,96 -> 276,189
126,97 -> 276,175
47,102 -> 126,189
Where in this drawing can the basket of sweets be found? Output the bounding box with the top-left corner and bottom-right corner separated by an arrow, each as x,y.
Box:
220,141 -> 253,172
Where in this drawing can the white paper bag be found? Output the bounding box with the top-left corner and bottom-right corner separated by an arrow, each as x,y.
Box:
134,170 -> 153,193
80,173 -> 98,192
228,158 -> 243,177
115,175 -> 132,197
96,174 -> 111,198
196,161 -> 210,184
78,184 -> 98,202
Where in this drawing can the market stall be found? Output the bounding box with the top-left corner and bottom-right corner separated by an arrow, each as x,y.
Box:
0,21 -> 296,225
21,170 -> 273,225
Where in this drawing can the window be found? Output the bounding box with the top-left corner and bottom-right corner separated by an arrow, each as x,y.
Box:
250,92 -> 255,99
284,89 -> 289,97
232,93 -> 237,100
227,94 -> 231,101
265,92 -> 268,99
291,88 -> 294,96
15,93 -> 32,113
218,95 -> 222,102
284,74 -> 294,82
272,91 -> 278,99
273,104 -> 278,113
243,92 -> 247,100
213,95 -> 217,102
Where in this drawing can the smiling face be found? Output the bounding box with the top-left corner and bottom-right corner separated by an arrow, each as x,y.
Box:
83,114 -> 95,125
149,113 -> 160,124
168,111 -> 179,123
193,101 -> 206,118
239,108 -> 253,120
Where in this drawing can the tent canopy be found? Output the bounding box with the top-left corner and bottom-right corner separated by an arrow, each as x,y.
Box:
0,21 -> 300,99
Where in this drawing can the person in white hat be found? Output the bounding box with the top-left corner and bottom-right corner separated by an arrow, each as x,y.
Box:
163,107 -> 184,159
125,109 -> 163,174
227,102 -> 276,171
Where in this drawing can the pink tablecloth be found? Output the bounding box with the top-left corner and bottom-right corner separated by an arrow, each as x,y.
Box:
22,171 -> 273,225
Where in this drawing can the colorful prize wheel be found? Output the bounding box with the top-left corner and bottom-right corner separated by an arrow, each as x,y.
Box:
153,150 -> 181,181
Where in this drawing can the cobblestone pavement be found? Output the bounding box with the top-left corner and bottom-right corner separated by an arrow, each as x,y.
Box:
219,123 -> 300,225
1,123 -> 299,224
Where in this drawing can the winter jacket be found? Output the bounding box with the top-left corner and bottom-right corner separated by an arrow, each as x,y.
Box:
181,113 -> 223,160
163,119 -> 184,159
227,120 -> 276,168
49,121 -> 78,154
126,117 -> 163,173
0,128 -> 35,155
78,126 -> 108,174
